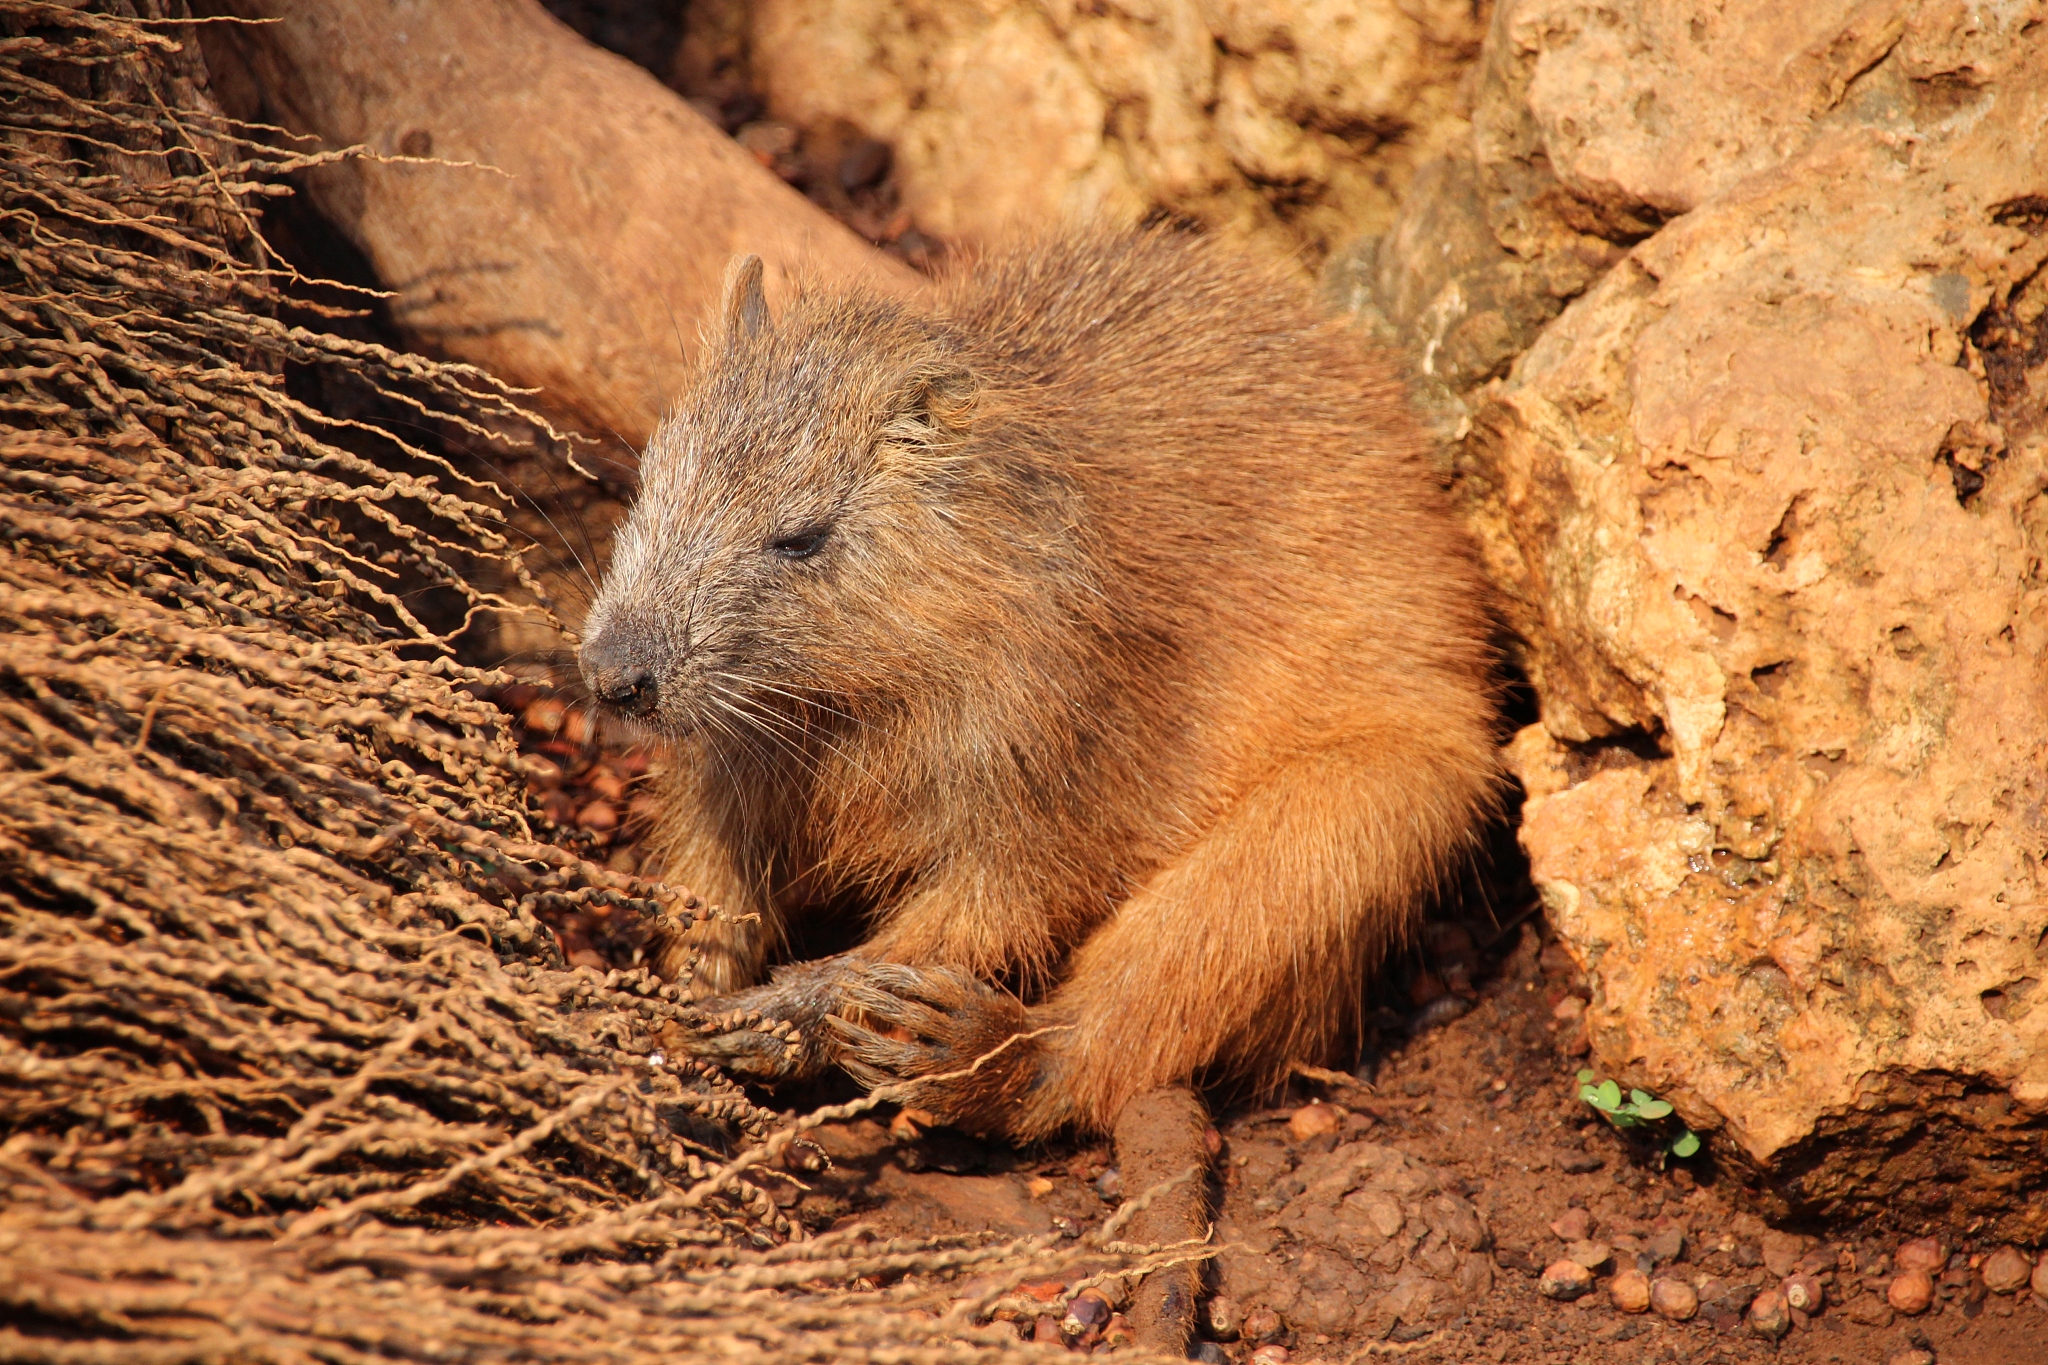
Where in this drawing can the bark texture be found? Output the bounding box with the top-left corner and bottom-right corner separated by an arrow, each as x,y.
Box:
201,0 -> 919,450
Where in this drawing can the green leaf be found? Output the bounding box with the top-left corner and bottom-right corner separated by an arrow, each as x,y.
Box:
1670,1131 -> 1701,1158
1629,1090 -> 1653,1107
1576,1070 -> 1596,1085
1595,1080 -> 1623,1111
1636,1100 -> 1673,1120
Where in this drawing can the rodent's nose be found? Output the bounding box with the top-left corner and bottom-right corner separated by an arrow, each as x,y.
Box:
580,631 -> 659,717
593,664 -> 656,716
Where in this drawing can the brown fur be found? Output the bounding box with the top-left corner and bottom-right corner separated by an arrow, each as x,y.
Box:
579,228 -> 1498,1140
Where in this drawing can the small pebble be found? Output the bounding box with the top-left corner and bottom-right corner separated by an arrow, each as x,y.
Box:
1205,1294 -> 1243,1341
1094,1166 -> 1123,1201
495,683 -> 539,714
1566,1239 -> 1613,1272
1026,1176 -> 1054,1200
1886,1350 -> 1936,1365
523,755 -> 564,792
1539,1260 -> 1596,1301
521,696 -> 567,735
1781,1271 -> 1824,1312
1887,1269 -> 1935,1315
1761,1230 -> 1807,1278
1204,1125 -> 1224,1157
1030,1314 -> 1062,1344
576,800 -> 618,835
1746,1288 -> 1790,1339
1643,1225 -> 1686,1266
1609,1268 -> 1652,1313
1550,1207 -> 1594,1242
541,789 -> 577,824
587,767 -> 627,802
1793,1247 -> 1836,1278
2032,1253 -> 2048,1300
1649,1276 -> 1698,1321
1288,1101 -> 1343,1143
1241,1306 -> 1284,1343
1981,1245 -> 2032,1294
560,708 -> 595,746
1061,1288 -> 1111,1337
1896,1236 -> 1948,1274
1249,1348 -> 1291,1365
1190,1345 -> 1229,1365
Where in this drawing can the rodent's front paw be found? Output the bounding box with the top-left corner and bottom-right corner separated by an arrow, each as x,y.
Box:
826,963 -> 1041,1135
671,1005 -> 805,1078
670,953 -> 868,1080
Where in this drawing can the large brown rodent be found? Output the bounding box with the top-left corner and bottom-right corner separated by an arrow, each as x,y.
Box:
578,228 -> 1498,1140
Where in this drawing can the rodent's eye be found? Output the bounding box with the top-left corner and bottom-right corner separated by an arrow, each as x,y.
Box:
766,525 -> 831,561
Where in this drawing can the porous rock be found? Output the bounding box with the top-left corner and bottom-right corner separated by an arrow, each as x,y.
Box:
674,0 -> 1487,265
1357,0 -> 2048,1236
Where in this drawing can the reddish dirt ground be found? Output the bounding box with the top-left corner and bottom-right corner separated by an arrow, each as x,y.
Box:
501,684 -> 2048,1365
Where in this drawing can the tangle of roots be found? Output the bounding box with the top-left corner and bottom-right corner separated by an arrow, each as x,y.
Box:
0,5 -> 1186,1360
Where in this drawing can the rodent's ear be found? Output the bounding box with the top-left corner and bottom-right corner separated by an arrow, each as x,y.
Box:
905,363 -> 978,441
878,361 -> 977,459
720,254 -> 770,346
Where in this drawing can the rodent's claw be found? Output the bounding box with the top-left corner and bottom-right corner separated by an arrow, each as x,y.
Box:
824,1013 -> 931,1088
672,1018 -> 802,1077
672,953 -> 869,1082
824,962 -> 1041,1134
836,972 -> 956,1040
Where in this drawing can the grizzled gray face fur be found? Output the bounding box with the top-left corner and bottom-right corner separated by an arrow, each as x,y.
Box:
579,257 -> 989,743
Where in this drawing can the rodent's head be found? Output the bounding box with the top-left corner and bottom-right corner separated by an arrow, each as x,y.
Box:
580,256 -> 1041,745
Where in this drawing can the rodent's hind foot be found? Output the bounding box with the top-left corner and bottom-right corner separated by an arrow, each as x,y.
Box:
826,962 -> 1047,1138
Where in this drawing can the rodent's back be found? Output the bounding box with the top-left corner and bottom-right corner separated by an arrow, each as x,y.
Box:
934,233 -> 1494,778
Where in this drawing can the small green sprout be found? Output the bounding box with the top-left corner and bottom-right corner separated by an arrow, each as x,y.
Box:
1577,1070 -> 1701,1159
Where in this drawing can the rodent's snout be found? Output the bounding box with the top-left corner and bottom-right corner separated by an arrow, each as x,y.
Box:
579,626 -> 659,719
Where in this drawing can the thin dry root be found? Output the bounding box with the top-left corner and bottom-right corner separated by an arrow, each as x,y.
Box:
0,7 -> 1190,1362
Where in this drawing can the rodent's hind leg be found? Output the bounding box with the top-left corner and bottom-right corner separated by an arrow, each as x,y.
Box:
673,952 -> 867,1081
825,963 -> 1047,1133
